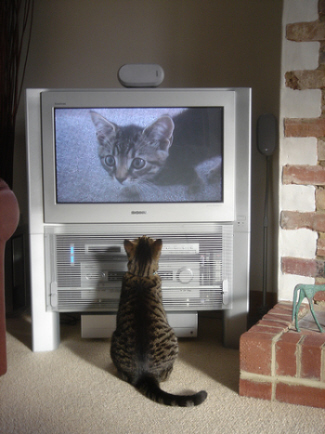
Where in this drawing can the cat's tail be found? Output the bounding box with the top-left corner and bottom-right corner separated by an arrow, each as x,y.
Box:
135,375 -> 207,407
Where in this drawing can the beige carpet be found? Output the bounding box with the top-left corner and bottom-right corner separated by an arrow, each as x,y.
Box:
0,314 -> 324,434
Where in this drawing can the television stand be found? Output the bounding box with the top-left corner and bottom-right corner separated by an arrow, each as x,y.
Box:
25,87 -> 251,352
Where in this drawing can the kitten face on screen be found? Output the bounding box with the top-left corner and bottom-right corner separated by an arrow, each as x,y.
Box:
90,110 -> 222,202
91,111 -> 174,188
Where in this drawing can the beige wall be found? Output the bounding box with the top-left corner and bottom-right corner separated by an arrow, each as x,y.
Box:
14,0 -> 283,294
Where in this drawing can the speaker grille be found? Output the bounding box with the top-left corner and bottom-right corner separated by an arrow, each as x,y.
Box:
44,223 -> 233,312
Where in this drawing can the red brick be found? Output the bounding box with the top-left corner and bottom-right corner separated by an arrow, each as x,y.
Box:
240,332 -> 273,376
285,69 -> 325,90
299,328 -> 323,336
278,301 -> 293,307
262,313 -> 292,327
239,379 -> 272,400
281,257 -> 324,278
300,334 -> 325,380
248,324 -> 285,335
266,310 -> 292,320
257,319 -> 290,329
263,311 -> 291,318
264,312 -> 293,324
240,303 -> 325,408
317,138 -> 325,160
284,118 -> 325,138
275,383 -> 325,408
281,210 -> 325,231
268,302 -> 293,315
316,187 -> 325,211
317,236 -> 325,257
286,20 -> 325,42
275,333 -> 302,377
283,164 -> 325,185
317,244 -> 325,257
314,290 -> 325,301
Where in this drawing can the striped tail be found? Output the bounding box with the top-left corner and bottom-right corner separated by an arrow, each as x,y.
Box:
135,375 -> 207,407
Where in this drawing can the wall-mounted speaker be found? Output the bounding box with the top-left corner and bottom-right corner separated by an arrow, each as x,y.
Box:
257,113 -> 278,156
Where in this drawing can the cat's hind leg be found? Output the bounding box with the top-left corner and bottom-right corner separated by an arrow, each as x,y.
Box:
158,365 -> 174,382
116,369 -> 133,384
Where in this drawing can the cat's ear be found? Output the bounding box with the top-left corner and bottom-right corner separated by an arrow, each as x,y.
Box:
143,116 -> 174,151
124,239 -> 134,257
90,111 -> 117,140
153,239 -> 163,256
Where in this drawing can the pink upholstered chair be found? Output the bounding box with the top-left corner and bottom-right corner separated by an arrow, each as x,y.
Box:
0,179 -> 20,375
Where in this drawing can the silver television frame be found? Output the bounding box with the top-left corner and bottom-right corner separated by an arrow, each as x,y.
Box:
25,87 -> 251,350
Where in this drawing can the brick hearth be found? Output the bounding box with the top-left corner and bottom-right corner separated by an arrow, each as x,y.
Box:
239,302 -> 325,409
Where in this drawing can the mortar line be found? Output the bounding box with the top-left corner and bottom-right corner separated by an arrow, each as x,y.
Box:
240,370 -> 325,389
296,335 -> 305,378
271,330 -> 286,401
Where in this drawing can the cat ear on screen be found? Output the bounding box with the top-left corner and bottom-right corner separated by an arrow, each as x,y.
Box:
90,111 -> 117,137
143,116 -> 174,141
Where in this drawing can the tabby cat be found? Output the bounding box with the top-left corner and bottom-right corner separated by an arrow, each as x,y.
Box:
110,236 -> 207,407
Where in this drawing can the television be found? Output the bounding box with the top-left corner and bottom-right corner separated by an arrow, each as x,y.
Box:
26,87 -> 251,351
40,88 -> 237,224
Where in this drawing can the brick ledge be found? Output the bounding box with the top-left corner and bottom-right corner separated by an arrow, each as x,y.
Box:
239,301 -> 325,409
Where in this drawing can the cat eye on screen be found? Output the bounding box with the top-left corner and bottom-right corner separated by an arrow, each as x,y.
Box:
104,156 -> 115,167
131,158 -> 146,170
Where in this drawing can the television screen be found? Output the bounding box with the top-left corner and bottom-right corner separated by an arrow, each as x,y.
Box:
54,107 -> 223,204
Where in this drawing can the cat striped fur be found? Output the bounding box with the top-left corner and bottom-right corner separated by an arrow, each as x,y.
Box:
110,236 -> 207,407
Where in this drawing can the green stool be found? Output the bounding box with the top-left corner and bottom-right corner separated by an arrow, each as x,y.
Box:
292,284 -> 325,333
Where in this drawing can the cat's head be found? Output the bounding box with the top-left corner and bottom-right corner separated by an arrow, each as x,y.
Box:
91,111 -> 174,185
124,235 -> 162,276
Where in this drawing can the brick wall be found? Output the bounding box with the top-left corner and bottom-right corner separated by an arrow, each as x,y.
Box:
240,0 -> 325,410
239,302 -> 325,408
279,0 -> 325,300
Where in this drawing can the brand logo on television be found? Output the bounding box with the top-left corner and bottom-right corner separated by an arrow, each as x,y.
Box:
131,211 -> 147,215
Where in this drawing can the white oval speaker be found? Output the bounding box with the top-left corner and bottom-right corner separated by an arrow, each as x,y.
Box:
118,64 -> 164,88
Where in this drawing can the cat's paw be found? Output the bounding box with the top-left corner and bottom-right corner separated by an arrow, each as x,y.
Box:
186,176 -> 203,196
120,185 -> 142,201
